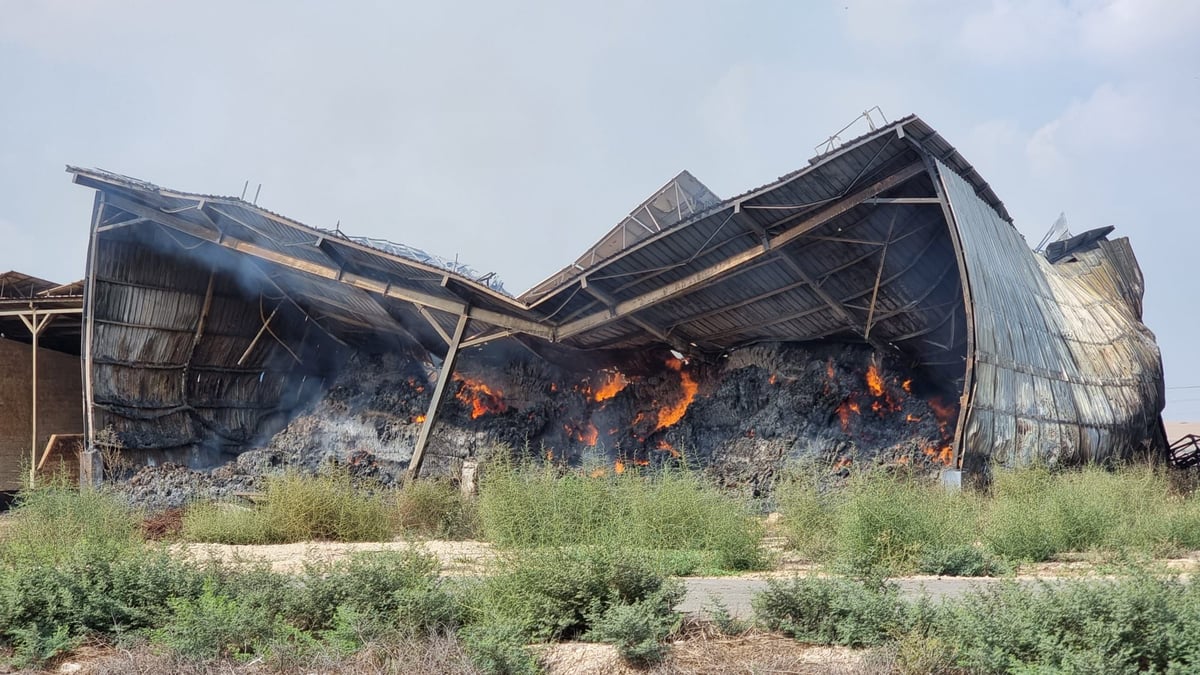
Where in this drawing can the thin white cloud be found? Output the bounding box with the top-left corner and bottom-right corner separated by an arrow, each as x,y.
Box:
1025,79 -> 1193,178
1078,0 -> 1200,61
956,0 -> 1077,65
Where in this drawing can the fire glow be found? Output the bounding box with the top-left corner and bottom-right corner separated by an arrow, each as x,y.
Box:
592,370 -> 628,402
655,358 -> 698,431
565,421 -> 599,446
866,362 -> 886,397
453,375 -> 507,419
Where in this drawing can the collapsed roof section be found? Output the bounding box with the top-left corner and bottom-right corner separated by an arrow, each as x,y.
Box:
66,113 -> 1165,476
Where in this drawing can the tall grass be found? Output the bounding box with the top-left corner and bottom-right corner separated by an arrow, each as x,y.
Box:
477,459 -> 767,571
181,470 -> 393,544
394,479 -> 481,540
776,469 -> 980,573
0,482 -> 141,563
777,463 -> 1200,571
984,464 -> 1200,561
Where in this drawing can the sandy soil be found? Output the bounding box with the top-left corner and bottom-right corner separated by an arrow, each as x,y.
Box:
177,538 -> 498,575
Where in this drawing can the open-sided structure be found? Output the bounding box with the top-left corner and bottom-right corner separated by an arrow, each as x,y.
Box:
64,114 -> 1165,482
0,272 -> 84,490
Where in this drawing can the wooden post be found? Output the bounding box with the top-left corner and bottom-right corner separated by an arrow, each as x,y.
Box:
406,314 -> 470,482
19,310 -> 53,486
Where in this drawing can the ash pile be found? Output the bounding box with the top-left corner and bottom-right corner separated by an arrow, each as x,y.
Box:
117,341 -> 960,510
117,352 -> 433,510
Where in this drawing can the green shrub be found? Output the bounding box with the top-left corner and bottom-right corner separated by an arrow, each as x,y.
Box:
396,479 -> 480,540
982,465 -> 1200,562
751,576 -> 907,647
832,472 -> 977,574
584,589 -> 682,665
478,460 -> 614,548
180,502 -> 275,545
460,622 -> 538,675
935,574 -> 1195,673
774,470 -> 840,561
283,550 -> 457,633
180,470 -> 393,544
319,604 -> 396,654
7,623 -> 81,669
468,546 -> 683,644
0,484 -> 140,563
477,460 -> 766,571
264,470 -> 393,542
706,596 -> 752,636
0,545 -> 209,642
617,469 -> 766,570
916,544 -> 1009,577
151,585 -> 285,659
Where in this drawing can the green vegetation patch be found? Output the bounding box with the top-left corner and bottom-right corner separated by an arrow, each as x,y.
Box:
777,464 -> 1200,572
477,459 -> 767,572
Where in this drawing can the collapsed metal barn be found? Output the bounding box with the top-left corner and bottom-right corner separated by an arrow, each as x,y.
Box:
63,114 -> 1165,483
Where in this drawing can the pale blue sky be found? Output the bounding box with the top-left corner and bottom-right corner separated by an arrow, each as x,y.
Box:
2,1 -> 1197,419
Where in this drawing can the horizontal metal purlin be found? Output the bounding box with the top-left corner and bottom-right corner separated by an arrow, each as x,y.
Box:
100,193 -> 554,340
556,162 -> 925,341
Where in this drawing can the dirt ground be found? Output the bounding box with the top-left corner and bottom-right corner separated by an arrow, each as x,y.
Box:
178,538 -> 499,575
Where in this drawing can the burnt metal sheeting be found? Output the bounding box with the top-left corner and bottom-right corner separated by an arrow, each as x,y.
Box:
520,171 -> 723,302
937,159 -> 1163,470
66,113 -> 1165,474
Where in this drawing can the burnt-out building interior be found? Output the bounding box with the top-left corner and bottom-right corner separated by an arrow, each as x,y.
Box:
59,115 -> 1165,486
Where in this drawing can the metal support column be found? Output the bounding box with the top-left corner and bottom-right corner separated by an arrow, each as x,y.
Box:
18,310 -> 54,486
406,313 -> 470,482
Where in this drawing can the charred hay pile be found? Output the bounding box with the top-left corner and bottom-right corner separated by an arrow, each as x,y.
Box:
119,343 -> 958,510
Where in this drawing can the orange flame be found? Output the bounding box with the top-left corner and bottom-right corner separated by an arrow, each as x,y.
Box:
769,373 -> 777,385
413,414 -> 426,424
866,362 -> 885,397
614,460 -> 626,475
923,444 -> 954,466
901,379 -> 912,393
454,375 -> 507,419
655,359 -> 698,430
836,399 -> 861,431
929,397 -> 956,433
564,421 -> 599,446
593,371 -> 628,402
833,456 -> 852,470
905,414 -> 921,423
656,438 -> 681,458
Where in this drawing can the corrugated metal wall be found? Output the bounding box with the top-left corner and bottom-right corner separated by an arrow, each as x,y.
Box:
938,159 -> 1165,472
89,230 -> 348,465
